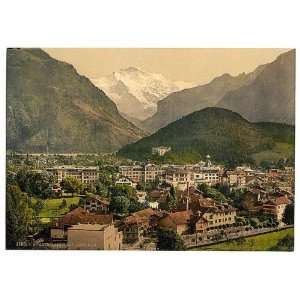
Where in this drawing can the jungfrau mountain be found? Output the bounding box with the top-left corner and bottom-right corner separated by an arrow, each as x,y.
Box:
92,67 -> 194,123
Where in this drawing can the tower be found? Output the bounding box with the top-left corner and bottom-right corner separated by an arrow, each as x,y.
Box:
205,154 -> 212,167
186,182 -> 189,211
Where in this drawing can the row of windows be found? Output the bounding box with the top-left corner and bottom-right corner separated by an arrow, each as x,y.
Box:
214,217 -> 232,224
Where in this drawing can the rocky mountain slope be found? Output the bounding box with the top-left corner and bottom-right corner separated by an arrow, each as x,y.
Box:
92,67 -> 194,122
217,49 -> 295,124
7,48 -> 144,153
142,65 -> 265,133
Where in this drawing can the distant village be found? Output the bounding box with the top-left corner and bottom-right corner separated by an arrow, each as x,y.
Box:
6,146 -> 294,250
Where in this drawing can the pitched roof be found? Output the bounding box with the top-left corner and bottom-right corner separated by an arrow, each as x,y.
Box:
124,208 -> 157,225
57,207 -> 113,227
200,203 -> 236,214
85,194 -> 110,205
68,224 -> 109,231
149,190 -> 163,198
131,208 -> 156,218
270,196 -> 290,206
165,210 -> 193,225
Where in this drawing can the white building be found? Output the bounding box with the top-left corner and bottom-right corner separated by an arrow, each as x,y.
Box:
193,167 -> 221,186
136,191 -> 147,203
165,157 -> 221,189
118,164 -> 165,183
152,146 -> 171,156
47,165 -> 99,185
193,155 -> 222,186
148,201 -> 159,209
67,223 -> 122,250
118,165 -> 144,183
165,167 -> 195,191
115,177 -> 137,188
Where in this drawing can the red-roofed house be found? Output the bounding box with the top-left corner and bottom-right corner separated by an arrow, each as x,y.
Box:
51,207 -> 113,240
263,196 -> 291,222
122,208 -> 163,243
158,210 -> 193,235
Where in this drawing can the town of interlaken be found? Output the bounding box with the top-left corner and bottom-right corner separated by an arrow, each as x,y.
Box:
7,149 -> 294,250
6,48 -> 295,250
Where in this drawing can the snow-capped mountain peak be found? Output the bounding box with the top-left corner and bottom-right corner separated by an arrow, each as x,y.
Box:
92,67 -> 195,121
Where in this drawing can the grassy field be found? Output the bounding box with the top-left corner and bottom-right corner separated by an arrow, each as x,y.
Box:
191,228 -> 294,251
252,142 -> 294,164
31,197 -> 80,223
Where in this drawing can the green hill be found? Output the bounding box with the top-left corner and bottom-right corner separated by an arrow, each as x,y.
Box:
7,48 -> 144,153
118,107 -> 294,165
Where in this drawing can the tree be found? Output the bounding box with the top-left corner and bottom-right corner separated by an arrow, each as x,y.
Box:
283,204 -> 294,225
59,198 -> 67,209
166,194 -> 177,212
156,228 -> 185,250
197,183 -> 208,194
249,218 -> 259,228
170,186 -> 176,199
6,185 -> 34,249
61,177 -> 82,196
95,181 -> 108,197
128,199 -> 147,213
34,199 -> 45,214
276,158 -> 286,170
260,160 -> 273,170
16,169 -> 54,198
198,184 -> 227,204
6,171 -> 17,185
109,196 -> 130,214
109,185 -> 136,201
215,183 -> 231,197
230,189 -> 243,209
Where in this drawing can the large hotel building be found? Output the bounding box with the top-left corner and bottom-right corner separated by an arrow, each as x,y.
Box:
47,166 -> 99,185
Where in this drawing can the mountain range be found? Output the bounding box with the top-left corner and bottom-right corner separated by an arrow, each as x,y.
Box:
6,48 -> 295,158
119,107 -> 295,164
142,50 -> 295,133
92,67 -> 194,122
218,49 -> 295,124
7,48 -> 144,153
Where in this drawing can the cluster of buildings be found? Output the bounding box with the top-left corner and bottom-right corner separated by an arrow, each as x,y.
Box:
30,154 -> 294,250
240,188 -> 292,222
48,185 -> 239,250
118,155 -> 222,190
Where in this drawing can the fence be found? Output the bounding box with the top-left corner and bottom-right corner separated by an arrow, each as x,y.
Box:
182,225 -> 293,249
